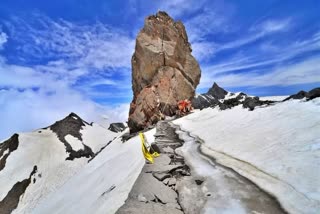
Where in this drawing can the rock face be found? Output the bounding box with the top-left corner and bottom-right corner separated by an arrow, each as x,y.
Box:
128,11 -> 201,133
283,87 -> 320,101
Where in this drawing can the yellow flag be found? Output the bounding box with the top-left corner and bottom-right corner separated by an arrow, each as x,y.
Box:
139,132 -> 160,163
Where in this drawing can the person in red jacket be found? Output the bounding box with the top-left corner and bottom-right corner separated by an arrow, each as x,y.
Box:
178,99 -> 192,116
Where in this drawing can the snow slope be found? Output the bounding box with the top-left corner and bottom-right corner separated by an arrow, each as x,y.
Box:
32,129 -> 155,214
260,96 -> 288,101
0,118 -> 120,213
173,98 -> 320,214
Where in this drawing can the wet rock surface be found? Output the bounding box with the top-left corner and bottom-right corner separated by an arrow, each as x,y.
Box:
117,120 -> 287,214
49,112 -> 94,160
173,124 -> 287,214
128,11 -> 201,133
116,121 -> 188,214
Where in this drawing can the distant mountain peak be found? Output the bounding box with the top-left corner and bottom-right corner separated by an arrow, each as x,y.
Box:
49,113 -> 93,160
207,82 -> 228,100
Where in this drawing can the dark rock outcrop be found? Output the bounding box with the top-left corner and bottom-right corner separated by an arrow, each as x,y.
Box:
108,123 -> 127,133
242,97 -> 274,111
283,87 -> 320,101
128,11 -> 201,133
0,166 -> 37,214
192,82 -> 232,109
192,83 -> 248,110
207,82 -> 228,100
192,83 -> 275,111
49,112 -> 94,160
0,134 -> 19,171
308,88 -> 320,100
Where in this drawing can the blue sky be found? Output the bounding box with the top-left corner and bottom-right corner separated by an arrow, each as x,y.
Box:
0,0 -> 319,139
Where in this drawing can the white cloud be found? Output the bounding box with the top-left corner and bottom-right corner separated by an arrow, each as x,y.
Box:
0,32 -> 8,49
0,87 -> 130,141
158,0 -> 207,18
199,55 -> 320,89
185,7 -> 230,42
260,19 -> 291,33
5,15 -> 135,70
199,30 -> 320,79
0,15 -> 134,140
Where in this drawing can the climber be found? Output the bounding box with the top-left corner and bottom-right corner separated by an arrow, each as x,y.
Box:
177,99 -> 192,116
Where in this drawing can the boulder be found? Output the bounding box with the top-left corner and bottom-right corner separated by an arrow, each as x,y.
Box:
128,11 -> 201,133
242,97 -> 274,111
108,123 -> 126,133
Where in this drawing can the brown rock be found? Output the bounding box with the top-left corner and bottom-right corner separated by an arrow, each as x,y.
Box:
128,11 -> 201,133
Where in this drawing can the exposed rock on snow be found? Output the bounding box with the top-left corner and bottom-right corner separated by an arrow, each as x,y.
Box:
283,87 -> 320,101
128,11 -> 201,133
49,112 -> 94,160
242,96 -> 274,111
0,166 -> 37,214
0,133 -> 19,171
32,129 -> 155,214
0,113 -> 119,214
192,82 -> 275,111
108,123 -> 127,133
192,82 -> 226,109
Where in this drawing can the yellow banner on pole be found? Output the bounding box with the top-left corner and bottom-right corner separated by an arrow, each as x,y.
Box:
139,132 -> 160,164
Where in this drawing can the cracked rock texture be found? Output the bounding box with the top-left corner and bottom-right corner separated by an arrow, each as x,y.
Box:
128,11 -> 201,133
116,121 -> 189,214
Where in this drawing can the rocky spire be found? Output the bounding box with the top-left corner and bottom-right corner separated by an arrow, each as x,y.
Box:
128,11 -> 201,133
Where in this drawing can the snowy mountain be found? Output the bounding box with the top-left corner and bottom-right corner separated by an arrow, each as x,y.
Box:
1,91 -> 320,214
174,96 -> 320,214
0,113 -> 121,214
192,82 -> 275,111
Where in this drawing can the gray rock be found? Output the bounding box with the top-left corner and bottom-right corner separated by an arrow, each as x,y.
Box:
108,123 -> 126,133
163,178 -> 169,185
138,194 -> 148,202
116,201 -> 183,214
168,177 -> 177,186
163,146 -> 174,153
153,172 -> 171,181
242,96 -> 274,111
128,173 -> 178,204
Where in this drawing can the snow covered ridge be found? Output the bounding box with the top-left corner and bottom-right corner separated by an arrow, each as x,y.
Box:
173,97 -> 320,214
192,82 -> 275,111
193,83 -> 320,112
0,113 -> 124,214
